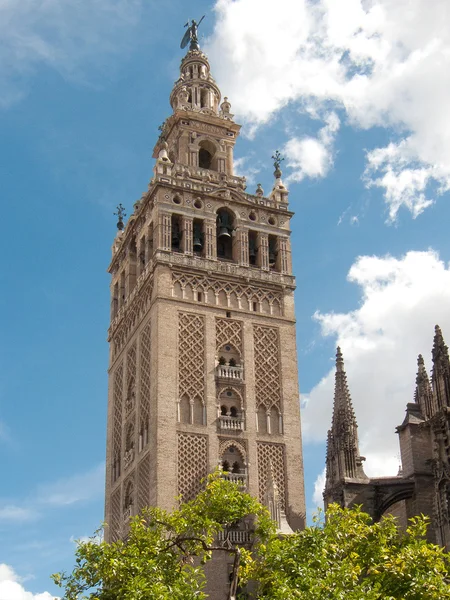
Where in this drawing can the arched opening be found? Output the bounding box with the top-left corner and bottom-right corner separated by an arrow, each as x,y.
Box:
171,214 -> 183,252
124,480 -> 134,517
220,443 -> 246,482
193,218 -> 204,255
248,230 -> 258,266
200,88 -> 209,108
198,139 -> 218,171
199,147 -> 212,169
268,234 -> 278,270
217,208 -> 235,261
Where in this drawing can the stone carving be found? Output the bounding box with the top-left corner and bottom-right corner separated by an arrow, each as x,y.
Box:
172,271 -> 283,316
110,488 -> 121,542
257,442 -> 286,509
177,432 -> 208,501
178,313 -> 205,403
139,321 -> 151,443
216,318 -> 243,355
137,454 -> 151,512
111,275 -> 154,357
125,343 -> 137,414
113,363 -> 124,482
253,325 -> 282,409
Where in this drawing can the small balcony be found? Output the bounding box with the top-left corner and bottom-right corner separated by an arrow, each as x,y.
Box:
215,365 -> 244,381
219,415 -> 244,432
218,529 -> 252,545
222,472 -> 247,487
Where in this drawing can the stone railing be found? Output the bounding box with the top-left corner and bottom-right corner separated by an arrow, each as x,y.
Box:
218,529 -> 252,544
216,365 -> 243,380
158,250 -> 295,286
219,416 -> 244,431
222,472 -> 247,487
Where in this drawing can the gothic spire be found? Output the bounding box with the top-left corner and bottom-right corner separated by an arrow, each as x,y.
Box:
414,354 -> 434,418
325,347 -> 366,497
431,325 -> 450,410
331,347 -> 357,430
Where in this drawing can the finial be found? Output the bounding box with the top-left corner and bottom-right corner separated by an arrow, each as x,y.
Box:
418,353 -> 425,366
114,204 -> 126,231
271,150 -> 284,178
336,346 -> 344,371
255,183 -> 264,197
180,16 -> 205,51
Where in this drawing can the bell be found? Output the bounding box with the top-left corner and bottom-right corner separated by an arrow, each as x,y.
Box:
218,226 -> 231,239
269,250 -> 277,265
193,236 -> 203,251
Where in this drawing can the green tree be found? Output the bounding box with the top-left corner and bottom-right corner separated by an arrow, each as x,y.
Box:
52,473 -> 273,600
54,479 -> 450,600
243,504 -> 450,600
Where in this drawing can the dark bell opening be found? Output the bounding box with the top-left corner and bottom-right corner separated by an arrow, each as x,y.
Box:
199,148 -> 212,169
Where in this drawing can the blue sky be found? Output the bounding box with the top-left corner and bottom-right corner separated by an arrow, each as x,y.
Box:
1,0 -> 450,596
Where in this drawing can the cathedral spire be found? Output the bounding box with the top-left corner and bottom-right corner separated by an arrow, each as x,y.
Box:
325,348 -> 367,500
414,354 -> 434,418
431,325 -> 450,410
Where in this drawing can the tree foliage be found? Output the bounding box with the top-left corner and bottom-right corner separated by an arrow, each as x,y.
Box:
54,477 -> 450,600
52,473 -> 273,600
243,504 -> 450,600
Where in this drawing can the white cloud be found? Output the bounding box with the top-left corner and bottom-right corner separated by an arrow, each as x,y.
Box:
207,0 -> 450,218
284,112 -> 339,183
0,0 -> 143,106
0,505 -> 36,523
302,249 -> 450,477
37,463 -> 104,507
0,564 -> 55,600
312,469 -> 326,508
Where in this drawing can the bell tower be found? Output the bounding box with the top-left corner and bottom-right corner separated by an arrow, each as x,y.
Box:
104,38 -> 306,595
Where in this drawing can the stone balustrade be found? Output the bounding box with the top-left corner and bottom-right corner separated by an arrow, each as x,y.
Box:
216,365 -> 243,380
218,529 -> 252,544
219,415 -> 244,431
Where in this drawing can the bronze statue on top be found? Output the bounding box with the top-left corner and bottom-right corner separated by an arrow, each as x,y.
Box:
180,16 -> 205,51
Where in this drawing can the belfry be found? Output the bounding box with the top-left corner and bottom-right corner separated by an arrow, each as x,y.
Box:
104,27 -> 305,597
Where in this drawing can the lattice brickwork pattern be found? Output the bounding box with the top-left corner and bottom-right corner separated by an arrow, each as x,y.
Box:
216,318 -> 243,354
257,442 -> 286,509
172,271 -> 283,315
126,342 -> 137,414
178,313 -> 205,402
110,488 -> 121,542
253,325 -> 282,409
113,363 -> 124,467
139,322 -> 151,427
137,454 -> 151,512
112,276 -> 153,358
177,433 -> 208,502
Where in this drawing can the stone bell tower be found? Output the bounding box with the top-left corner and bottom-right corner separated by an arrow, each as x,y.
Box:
104,38 -> 306,593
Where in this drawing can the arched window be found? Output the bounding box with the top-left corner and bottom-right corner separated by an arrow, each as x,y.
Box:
171,214 -> 182,252
216,208 -> 235,260
230,406 -> 238,418
221,405 -> 228,416
198,139 -> 217,171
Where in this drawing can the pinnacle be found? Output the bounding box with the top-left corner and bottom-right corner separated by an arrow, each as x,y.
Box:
332,346 -> 356,427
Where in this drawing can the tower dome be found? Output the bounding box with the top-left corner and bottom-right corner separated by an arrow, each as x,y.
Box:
170,49 -> 221,115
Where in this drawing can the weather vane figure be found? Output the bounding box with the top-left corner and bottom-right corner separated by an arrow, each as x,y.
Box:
180,16 -> 205,51
114,203 -> 126,231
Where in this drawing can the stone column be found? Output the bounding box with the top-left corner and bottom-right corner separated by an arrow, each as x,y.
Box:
159,213 -> 172,251
258,232 -> 269,271
183,216 -> 193,255
204,219 -> 217,260
279,237 -> 290,274
239,228 -> 249,267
